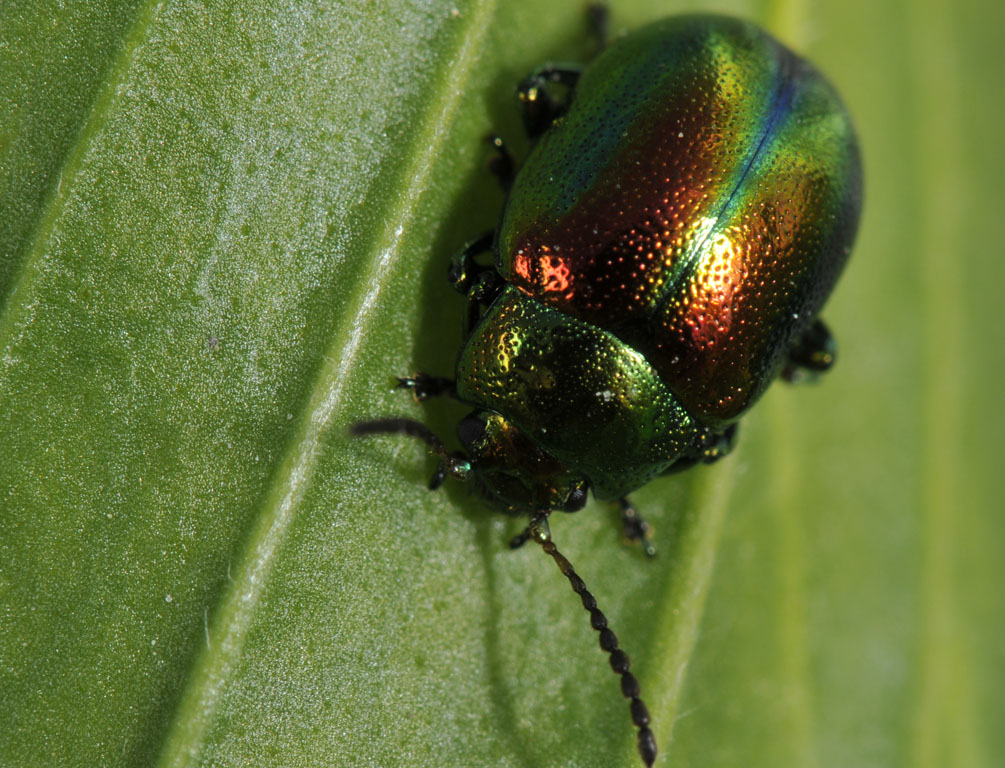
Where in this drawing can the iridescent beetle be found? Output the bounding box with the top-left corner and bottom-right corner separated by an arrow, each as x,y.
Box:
354,11 -> 861,766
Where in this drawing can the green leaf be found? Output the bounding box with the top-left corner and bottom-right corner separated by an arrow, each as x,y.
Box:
2,1 -> 1002,766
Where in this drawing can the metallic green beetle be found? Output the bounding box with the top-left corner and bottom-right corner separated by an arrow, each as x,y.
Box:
355,13 -> 861,766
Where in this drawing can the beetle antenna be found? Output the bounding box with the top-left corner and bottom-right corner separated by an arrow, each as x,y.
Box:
526,514 -> 657,767
351,418 -> 447,452
350,418 -> 470,488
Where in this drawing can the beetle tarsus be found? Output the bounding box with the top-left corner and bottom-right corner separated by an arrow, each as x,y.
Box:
448,232 -> 495,295
517,65 -> 583,138
617,498 -> 656,558
587,4 -> 610,51
509,527 -> 532,549
486,134 -> 515,190
428,463 -> 446,490
701,424 -> 738,464
397,373 -> 457,402
783,317 -> 836,382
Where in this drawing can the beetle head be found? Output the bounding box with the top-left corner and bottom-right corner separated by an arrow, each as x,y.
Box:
457,410 -> 588,514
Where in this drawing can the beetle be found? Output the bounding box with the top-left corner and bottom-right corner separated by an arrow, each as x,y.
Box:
353,11 -> 861,766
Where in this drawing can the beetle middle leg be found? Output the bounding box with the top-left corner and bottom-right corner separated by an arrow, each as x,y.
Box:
516,7 -> 608,137
394,230 -> 508,421
517,64 -> 583,138
486,135 -> 515,191
617,497 -> 656,558
396,373 -> 457,402
586,4 -> 610,51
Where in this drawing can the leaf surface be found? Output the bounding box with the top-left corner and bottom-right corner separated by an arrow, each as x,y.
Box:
1,1 -> 1001,766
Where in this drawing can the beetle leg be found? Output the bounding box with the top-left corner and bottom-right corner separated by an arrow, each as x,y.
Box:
463,271 -> 505,336
486,134 -> 515,190
663,424 -> 739,475
617,497 -> 656,558
448,233 -> 507,337
700,423 -> 738,464
783,318 -> 836,382
448,231 -> 495,295
396,373 -> 457,402
517,64 -> 583,138
509,526 -> 533,550
586,4 -> 610,51
515,7 -> 607,138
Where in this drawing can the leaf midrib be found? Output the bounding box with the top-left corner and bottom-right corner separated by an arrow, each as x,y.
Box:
152,1 -> 501,764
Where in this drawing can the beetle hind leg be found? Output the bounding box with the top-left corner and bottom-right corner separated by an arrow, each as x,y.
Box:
664,424 -> 739,476
783,318 -> 836,382
700,424 -> 738,464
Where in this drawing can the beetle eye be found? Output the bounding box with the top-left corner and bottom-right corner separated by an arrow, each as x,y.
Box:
456,413 -> 487,449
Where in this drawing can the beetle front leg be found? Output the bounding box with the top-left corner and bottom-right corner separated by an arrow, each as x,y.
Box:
461,271 -> 505,336
783,318 -> 836,382
509,525 -> 534,550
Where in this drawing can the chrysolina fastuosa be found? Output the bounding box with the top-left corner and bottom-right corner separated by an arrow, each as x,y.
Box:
353,10 -> 861,766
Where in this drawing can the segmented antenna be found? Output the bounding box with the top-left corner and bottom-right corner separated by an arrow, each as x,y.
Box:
353,422 -> 656,764
527,514 -> 657,767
